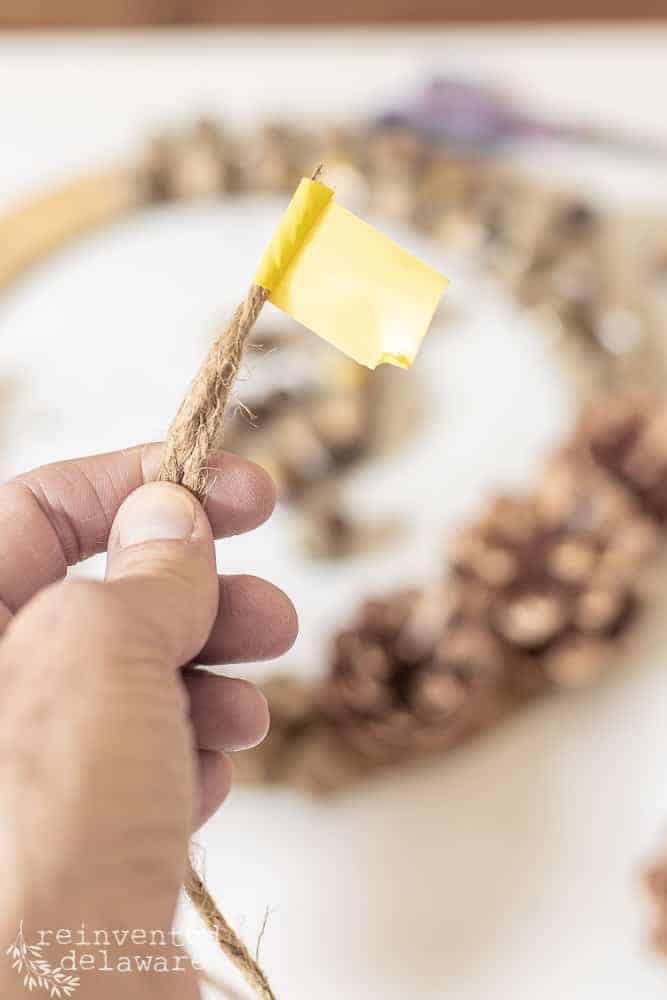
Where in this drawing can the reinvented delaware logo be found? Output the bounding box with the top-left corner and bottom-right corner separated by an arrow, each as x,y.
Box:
5,923 -> 80,998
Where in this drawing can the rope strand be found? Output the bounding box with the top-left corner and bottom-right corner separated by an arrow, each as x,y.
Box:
159,284 -> 269,502
158,283 -> 273,997
185,856 -> 276,1000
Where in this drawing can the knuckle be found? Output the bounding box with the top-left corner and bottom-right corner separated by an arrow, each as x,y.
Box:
16,579 -> 155,659
18,579 -> 131,650
6,549 -> 216,675
23,578 -> 108,624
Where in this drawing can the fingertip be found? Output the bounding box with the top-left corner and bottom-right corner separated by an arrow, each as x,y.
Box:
110,482 -> 201,550
204,453 -> 277,537
186,671 -> 270,751
143,446 -> 277,539
200,575 -> 299,665
246,461 -> 278,528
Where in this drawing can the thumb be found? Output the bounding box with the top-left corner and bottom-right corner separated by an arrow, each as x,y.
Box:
105,481 -> 220,668
0,482 -> 220,934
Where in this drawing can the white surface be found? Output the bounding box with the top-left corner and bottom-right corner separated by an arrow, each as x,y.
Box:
2,25 -> 667,999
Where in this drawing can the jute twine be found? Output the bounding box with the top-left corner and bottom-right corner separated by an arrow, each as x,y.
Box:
158,165 -> 323,997
157,278 -> 274,999
159,284 -> 269,499
183,859 -> 274,999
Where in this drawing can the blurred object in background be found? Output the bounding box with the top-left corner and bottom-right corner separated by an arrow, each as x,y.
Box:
224,324 -> 419,560
646,847 -> 667,957
225,326 -> 402,501
298,489 -> 404,560
379,78 -> 667,159
2,0 -> 666,27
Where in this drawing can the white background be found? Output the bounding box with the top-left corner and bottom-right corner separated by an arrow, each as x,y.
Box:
2,25 -> 667,998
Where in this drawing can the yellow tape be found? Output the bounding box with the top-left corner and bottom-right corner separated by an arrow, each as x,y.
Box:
254,178 -> 448,370
254,178 -> 334,291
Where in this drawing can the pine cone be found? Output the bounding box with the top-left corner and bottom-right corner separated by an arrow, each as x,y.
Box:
364,126 -> 430,221
644,852 -> 667,956
577,396 -> 667,523
317,582 -> 513,765
450,449 -> 658,693
240,123 -> 306,194
233,676 -> 365,795
412,153 -> 479,235
139,119 -> 229,202
225,333 -> 373,499
510,202 -> 660,397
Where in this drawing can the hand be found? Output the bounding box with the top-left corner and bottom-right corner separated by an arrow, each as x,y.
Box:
0,444 -> 297,999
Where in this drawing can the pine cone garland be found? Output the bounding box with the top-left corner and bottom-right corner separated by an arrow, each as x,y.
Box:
237,397 -> 666,793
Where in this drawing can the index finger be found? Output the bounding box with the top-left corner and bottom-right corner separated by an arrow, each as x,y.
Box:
0,443 -> 276,614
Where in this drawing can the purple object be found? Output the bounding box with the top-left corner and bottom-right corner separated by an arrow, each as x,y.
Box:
377,78 -> 561,152
377,77 -> 667,159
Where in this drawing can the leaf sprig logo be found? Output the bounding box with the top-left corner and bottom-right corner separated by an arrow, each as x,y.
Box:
6,923 -> 79,998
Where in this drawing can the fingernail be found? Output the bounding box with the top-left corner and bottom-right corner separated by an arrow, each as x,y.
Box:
117,483 -> 195,548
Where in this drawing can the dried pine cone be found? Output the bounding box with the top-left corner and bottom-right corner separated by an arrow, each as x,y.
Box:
513,205 -> 658,395
225,333 -> 374,499
139,119 -> 229,202
450,449 -> 659,693
233,675 -> 366,795
645,851 -> 667,956
364,125 -> 430,221
240,123 -> 305,193
577,396 -> 667,523
298,494 -> 400,561
317,582 -> 513,765
412,153 -> 479,235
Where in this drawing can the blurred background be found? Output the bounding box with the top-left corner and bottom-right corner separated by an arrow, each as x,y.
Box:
2,5 -> 667,1000
1,0 -> 665,24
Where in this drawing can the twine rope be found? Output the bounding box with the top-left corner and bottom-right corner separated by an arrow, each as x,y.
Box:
159,283 -> 269,498
158,278 -> 273,998
185,857 -> 275,999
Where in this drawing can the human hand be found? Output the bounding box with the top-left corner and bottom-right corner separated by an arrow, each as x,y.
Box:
0,444 -> 297,998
